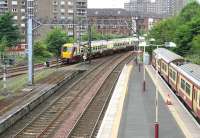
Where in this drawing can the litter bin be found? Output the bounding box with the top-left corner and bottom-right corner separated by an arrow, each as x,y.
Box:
46,60 -> 50,67
9,59 -> 15,65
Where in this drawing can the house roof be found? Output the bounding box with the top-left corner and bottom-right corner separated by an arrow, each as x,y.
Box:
87,8 -> 131,17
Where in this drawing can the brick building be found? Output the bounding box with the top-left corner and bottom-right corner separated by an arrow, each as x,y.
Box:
87,8 -> 132,36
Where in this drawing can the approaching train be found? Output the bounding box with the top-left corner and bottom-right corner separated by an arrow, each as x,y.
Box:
61,38 -> 135,63
152,48 -> 200,119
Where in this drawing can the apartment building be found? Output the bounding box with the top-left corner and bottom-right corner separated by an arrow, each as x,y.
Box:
124,0 -> 188,18
0,0 -> 87,42
75,0 -> 87,36
0,0 -> 8,15
35,0 -> 87,40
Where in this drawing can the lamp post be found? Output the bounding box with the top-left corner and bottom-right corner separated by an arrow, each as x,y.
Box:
142,34 -> 147,92
142,36 -> 155,92
155,54 -> 160,138
133,37 -> 139,64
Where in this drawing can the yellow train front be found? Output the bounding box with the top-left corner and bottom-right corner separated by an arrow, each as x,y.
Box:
61,43 -> 81,64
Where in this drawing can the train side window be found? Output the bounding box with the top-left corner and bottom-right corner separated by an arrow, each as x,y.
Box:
158,60 -> 161,66
172,71 -> 176,81
181,79 -> 185,90
169,69 -> 173,78
185,83 -> 191,96
199,92 -> 200,107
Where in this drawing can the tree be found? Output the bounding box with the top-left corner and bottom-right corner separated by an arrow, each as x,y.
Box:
45,28 -> 68,58
148,17 -> 178,45
191,35 -> 200,54
0,36 -> 8,54
0,12 -> 20,47
174,24 -> 192,55
179,2 -> 200,22
34,41 -> 52,59
148,2 -> 200,61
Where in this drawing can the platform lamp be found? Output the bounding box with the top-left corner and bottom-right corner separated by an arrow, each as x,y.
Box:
133,37 -> 139,64
154,41 -> 176,138
154,54 -> 161,138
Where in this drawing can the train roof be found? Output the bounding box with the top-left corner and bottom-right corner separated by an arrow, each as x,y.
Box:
91,40 -> 108,46
178,63 -> 200,87
154,48 -> 183,63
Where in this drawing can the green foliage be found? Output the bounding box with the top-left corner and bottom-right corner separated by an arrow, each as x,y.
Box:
179,2 -> 200,22
148,17 -> 178,45
0,12 -> 20,47
34,41 -> 52,59
0,36 -> 8,53
45,28 -> 68,57
191,35 -> 200,54
148,2 -> 200,64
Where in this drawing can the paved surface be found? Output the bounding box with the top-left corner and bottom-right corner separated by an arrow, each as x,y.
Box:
118,63 -> 185,138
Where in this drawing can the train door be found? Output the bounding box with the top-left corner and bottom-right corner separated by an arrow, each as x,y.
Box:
193,87 -> 198,113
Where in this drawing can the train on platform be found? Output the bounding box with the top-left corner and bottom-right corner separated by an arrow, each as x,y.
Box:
152,48 -> 200,120
61,38 -> 135,63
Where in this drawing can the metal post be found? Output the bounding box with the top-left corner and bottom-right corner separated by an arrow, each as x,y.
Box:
3,65 -> 6,87
155,122 -> 159,138
155,48 -> 159,138
73,5 -> 75,40
88,24 -> 92,64
27,0 -> 33,85
155,71 -> 158,123
143,45 -> 146,92
3,59 -> 6,92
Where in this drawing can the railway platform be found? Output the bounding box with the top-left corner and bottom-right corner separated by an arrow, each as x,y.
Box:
97,61 -> 200,138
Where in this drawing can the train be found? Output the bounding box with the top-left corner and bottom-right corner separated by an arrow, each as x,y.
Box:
61,38 -> 135,63
152,48 -> 200,120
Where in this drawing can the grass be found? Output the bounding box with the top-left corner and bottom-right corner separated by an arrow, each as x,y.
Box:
0,68 -> 55,97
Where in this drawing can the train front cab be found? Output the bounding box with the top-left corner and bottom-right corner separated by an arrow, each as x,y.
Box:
61,43 -> 80,63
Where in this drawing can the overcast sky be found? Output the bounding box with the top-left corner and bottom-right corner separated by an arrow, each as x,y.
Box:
88,0 -> 200,8
88,0 -> 129,8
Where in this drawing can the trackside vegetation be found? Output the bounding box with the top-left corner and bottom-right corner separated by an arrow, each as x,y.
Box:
148,2 -> 200,64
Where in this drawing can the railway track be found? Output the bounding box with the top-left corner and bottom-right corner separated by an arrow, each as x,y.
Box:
0,61 -> 58,79
1,53 -> 133,138
68,55 -> 133,138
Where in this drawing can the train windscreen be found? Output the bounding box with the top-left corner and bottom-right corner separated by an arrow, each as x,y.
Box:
63,47 -> 73,52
